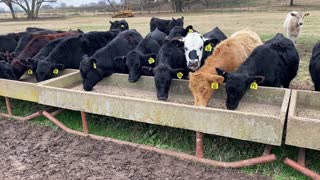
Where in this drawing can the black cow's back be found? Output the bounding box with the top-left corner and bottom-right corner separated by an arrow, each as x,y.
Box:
310,42 -> 320,91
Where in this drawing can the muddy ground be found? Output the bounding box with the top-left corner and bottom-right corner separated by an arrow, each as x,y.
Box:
0,120 -> 270,180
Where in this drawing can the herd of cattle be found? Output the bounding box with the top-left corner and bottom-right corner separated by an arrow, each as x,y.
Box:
0,11 -> 319,110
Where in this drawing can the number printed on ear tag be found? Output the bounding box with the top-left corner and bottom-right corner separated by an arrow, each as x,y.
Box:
27,69 -> 33,75
250,81 -> 258,90
148,57 -> 155,64
211,82 -> 219,89
205,43 -> 213,52
93,62 -> 97,69
177,72 -> 183,79
53,68 -> 59,75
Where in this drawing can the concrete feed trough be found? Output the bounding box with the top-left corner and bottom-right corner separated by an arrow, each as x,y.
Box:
39,72 -> 290,146
286,90 -> 320,150
0,69 -> 78,103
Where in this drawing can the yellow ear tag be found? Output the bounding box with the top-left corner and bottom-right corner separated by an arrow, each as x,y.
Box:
188,29 -> 193,33
93,62 -> 97,69
53,68 -> 59,75
211,82 -> 219,89
27,69 -> 33,75
177,72 -> 183,79
148,57 -> 155,64
121,24 -> 124,28
205,43 -> 213,52
250,81 -> 258,90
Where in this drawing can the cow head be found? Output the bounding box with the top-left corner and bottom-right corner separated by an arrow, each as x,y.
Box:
291,11 -> 310,27
80,56 -> 103,91
142,64 -> 184,101
109,20 -> 129,31
189,71 -> 224,107
35,60 -> 64,82
0,60 -> 17,80
125,50 -> 157,83
169,16 -> 184,29
181,32 -> 219,71
217,68 -> 264,110
20,58 -> 38,74
166,25 -> 194,40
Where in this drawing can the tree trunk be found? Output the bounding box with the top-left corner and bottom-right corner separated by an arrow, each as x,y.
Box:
175,0 -> 183,12
7,3 -> 16,19
289,0 -> 294,6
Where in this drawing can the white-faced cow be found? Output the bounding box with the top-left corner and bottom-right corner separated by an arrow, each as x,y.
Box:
283,11 -> 310,44
181,27 -> 227,71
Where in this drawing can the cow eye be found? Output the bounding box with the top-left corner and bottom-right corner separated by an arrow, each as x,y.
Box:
184,47 -> 188,51
200,46 -> 203,51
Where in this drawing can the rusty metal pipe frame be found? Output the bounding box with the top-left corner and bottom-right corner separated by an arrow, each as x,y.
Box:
1,97 -> 57,121
284,158 -> 320,179
42,110 -> 276,168
284,148 -> 320,179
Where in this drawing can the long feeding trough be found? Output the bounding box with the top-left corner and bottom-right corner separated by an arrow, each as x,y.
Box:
39,72 -> 290,146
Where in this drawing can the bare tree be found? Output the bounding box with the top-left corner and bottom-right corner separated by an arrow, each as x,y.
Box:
0,0 -> 16,19
6,0 -> 57,19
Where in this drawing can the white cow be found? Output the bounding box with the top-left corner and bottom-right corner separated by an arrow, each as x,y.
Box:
283,11 -> 310,44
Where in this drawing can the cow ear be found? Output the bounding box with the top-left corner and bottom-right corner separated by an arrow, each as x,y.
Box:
172,17 -> 176,21
216,68 -> 228,80
304,13 -> 310,17
204,73 -> 224,84
143,53 -> 156,61
142,66 -> 154,76
181,16 -> 184,20
248,76 -> 264,84
185,25 -> 194,34
171,39 -> 184,47
109,21 -> 113,25
113,56 -> 126,61
291,12 -> 297,17
113,56 -> 127,66
204,38 -> 220,47
53,63 -> 64,70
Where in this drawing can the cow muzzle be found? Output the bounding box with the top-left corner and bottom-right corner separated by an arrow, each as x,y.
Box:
187,60 -> 200,70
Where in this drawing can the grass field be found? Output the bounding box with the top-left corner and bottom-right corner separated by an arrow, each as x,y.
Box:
1,11 -> 320,179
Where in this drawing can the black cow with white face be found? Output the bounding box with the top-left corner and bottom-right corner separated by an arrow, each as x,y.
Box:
80,29 -> 143,91
217,33 -> 299,110
309,41 -> 320,91
150,17 -> 184,35
181,27 -> 227,71
109,20 -> 129,31
142,39 -> 188,100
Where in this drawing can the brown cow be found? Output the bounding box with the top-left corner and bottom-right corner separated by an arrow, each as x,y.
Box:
188,28 -> 262,107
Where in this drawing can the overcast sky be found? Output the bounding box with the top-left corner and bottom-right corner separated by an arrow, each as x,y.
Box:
0,0 -> 121,11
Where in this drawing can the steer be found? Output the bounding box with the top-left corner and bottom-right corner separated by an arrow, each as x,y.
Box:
150,17 -> 184,35
145,28 -> 167,46
109,20 -> 129,31
34,30 -> 119,82
283,11 -> 310,44
309,41 -> 320,91
189,28 -> 262,107
182,27 -> 227,71
142,39 -> 188,100
217,33 -> 299,110
80,29 -> 143,91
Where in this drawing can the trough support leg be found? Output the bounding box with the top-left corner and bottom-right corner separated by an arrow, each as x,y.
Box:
196,131 -> 203,158
81,111 -> 89,134
298,148 -> 306,167
5,97 -> 12,116
263,145 -> 272,156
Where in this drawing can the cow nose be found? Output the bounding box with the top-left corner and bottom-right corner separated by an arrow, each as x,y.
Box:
189,50 -> 198,60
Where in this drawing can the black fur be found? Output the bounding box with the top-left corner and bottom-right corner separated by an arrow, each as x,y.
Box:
150,17 -> 184,35
309,41 -> 320,91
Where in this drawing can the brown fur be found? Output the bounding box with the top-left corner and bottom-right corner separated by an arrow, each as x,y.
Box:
189,28 -> 262,106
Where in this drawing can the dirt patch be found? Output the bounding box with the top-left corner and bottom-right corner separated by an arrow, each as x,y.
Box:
0,120 -> 270,180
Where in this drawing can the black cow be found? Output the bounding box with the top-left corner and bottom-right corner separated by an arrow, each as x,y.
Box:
109,20 -> 129,31
21,37 -> 69,74
145,28 -> 167,46
34,31 -> 119,82
166,25 -> 195,40
217,33 -> 299,110
0,60 -> 17,80
80,29 -> 143,91
26,27 -> 65,33
0,34 -> 18,53
150,17 -> 184,35
142,40 -> 188,100
122,36 -> 161,82
309,41 -> 320,91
